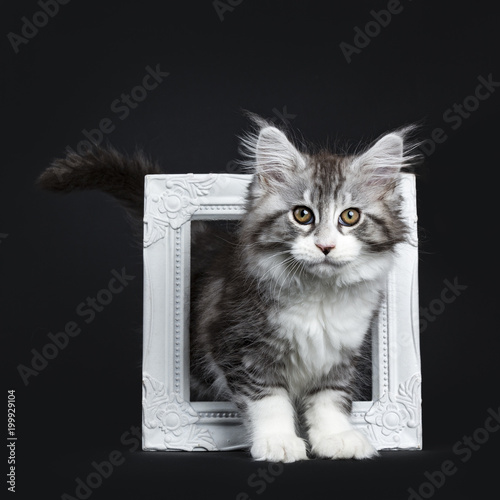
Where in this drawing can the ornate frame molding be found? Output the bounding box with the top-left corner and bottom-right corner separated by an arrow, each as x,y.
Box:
142,173 -> 422,452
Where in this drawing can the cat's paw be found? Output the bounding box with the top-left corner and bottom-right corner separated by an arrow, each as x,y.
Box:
311,429 -> 377,460
251,434 -> 308,463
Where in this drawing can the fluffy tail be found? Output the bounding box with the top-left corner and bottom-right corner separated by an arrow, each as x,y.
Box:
37,145 -> 163,220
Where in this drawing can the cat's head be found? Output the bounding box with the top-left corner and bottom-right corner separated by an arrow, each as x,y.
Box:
240,120 -> 419,285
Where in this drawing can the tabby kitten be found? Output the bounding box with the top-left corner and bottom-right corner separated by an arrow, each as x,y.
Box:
38,119 -> 416,462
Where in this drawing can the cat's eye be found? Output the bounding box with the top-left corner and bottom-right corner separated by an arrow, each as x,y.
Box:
339,208 -> 361,226
293,206 -> 314,225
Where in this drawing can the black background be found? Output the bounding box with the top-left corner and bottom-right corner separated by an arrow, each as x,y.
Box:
2,1 -> 499,499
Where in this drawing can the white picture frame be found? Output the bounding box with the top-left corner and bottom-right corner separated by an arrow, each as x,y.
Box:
142,173 -> 422,452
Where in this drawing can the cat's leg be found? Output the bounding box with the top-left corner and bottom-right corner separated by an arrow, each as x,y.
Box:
245,388 -> 308,462
304,389 -> 377,459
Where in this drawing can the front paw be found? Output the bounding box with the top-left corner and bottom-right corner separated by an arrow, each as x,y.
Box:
311,429 -> 377,459
251,434 -> 308,463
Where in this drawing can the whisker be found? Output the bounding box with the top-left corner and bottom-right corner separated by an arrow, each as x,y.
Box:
276,259 -> 302,305
243,251 -> 292,288
258,255 -> 295,292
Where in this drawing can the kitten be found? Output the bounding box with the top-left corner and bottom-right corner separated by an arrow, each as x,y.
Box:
38,118 -> 417,462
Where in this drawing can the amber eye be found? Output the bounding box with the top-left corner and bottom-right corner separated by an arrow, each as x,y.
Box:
293,206 -> 314,225
339,208 -> 361,226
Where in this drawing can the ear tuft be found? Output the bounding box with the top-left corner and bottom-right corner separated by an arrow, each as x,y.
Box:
353,132 -> 406,188
239,120 -> 304,187
373,133 -> 403,158
257,127 -> 298,180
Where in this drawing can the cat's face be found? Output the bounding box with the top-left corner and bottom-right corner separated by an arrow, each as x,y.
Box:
242,125 -> 410,283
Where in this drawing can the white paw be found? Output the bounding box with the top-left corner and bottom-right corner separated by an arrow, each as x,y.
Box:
311,429 -> 377,459
251,434 -> 308,463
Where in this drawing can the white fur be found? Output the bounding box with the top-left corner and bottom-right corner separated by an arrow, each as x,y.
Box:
247,389 -> 308,462
272,279 -> 380,395
292,225 -> 363,268
350,132 -> 415,190
305,390 -> 377,459
352,133 -> 403,175
255,127 -> 306,180
311,429 -> 377,459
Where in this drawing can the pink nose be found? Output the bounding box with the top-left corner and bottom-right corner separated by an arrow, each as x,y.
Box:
316,244 -> 335,256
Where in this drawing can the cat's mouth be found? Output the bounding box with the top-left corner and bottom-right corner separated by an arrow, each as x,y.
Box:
291,252 -> 352,273
321,260 -> 348,267
308,258 -> 349,269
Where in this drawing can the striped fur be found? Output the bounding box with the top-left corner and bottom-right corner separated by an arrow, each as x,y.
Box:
38,119 -> 418,462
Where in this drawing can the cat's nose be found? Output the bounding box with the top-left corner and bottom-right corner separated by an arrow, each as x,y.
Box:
316,244 -> 335,256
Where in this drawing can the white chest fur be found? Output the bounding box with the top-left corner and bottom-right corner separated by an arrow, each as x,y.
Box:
273,282 -> 381,393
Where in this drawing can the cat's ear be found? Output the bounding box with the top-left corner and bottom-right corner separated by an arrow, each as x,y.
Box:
254,126 -> 305,186
353,133 -> 404,188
